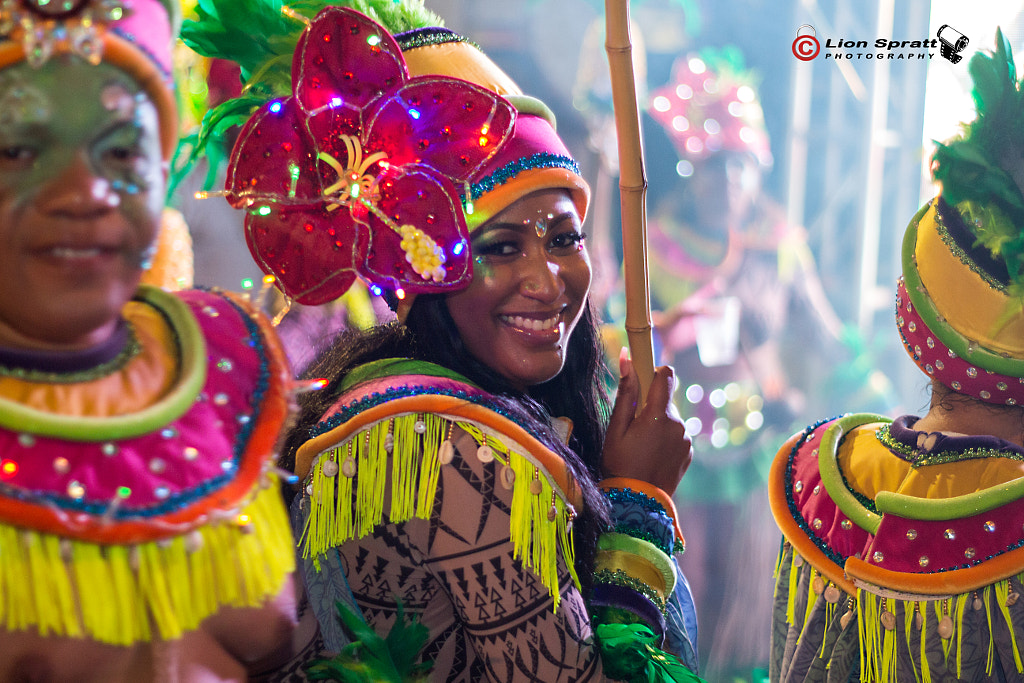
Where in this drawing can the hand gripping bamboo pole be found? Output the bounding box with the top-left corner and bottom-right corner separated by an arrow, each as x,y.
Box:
605,0 -> 655,406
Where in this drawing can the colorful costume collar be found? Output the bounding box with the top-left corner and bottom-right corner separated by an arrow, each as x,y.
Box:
770,413 -> 1024,598
0,287 -> 294,644
0,287 -> 290,542
295,357 -> 583,607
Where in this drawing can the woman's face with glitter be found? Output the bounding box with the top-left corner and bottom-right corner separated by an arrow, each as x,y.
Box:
445,189 -> 591,391
0,59 -> 165,350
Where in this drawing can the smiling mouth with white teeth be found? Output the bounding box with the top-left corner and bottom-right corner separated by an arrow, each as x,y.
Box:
50,247 -> 105,259
499,313 -> 561,332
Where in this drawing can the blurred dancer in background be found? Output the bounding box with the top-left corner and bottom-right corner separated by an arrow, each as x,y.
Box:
642,50 -> 864,680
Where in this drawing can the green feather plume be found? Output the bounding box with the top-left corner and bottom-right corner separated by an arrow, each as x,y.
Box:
170,0 -> 444,194
594,622 -> 707,683
304,600 -> 432,682
930,28 -> 1024,288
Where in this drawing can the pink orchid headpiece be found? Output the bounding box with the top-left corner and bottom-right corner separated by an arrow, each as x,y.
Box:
225,6 -> 517,305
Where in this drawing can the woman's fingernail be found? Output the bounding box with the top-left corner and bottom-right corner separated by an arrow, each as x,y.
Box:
619,347 -> 631,378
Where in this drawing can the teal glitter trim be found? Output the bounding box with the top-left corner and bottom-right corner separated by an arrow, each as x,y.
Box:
593,569 -> 667,612
933,201 -> 1007,292
469,153 -> 580,201
603,487 -> 668,517
395,26 -> 480,52
876,423 -> 1024,467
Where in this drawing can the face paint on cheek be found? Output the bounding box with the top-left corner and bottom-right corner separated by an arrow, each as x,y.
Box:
100,83 -> 136,118
0,78 -> 51,127
472,256 -> 497,284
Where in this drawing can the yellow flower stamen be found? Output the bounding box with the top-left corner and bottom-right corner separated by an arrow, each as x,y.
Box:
316,135 -> 449,283
319,135 -> 388,211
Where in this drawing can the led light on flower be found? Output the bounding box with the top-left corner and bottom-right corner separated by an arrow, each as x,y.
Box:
224,7 -> 515,305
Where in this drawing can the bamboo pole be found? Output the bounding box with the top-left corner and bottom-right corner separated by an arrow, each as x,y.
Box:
605,0 -> 655,405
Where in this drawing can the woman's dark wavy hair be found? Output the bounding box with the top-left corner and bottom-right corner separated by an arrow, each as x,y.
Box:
280,292 -> 614,590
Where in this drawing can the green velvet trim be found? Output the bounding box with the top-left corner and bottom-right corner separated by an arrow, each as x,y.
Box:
506,95 -> 557,129
338,358 -> 476,393
818,414 -> 890,535
0,286 -> 207,441
875,474 -> 1024,520
598,531 -> 677,596
612,523 -> 676,555
902,204 -> 1024,378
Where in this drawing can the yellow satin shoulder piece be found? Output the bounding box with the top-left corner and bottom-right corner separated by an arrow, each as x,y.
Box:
839,423 -> 1024,501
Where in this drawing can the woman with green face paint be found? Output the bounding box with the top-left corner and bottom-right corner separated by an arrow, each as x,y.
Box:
0,2 -> 319,680
182,0 -> 702,680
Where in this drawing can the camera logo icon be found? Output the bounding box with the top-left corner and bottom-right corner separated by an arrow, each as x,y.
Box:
936,24 -> 968,64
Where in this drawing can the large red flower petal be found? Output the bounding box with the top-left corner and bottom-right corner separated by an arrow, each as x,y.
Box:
360,165 -> 472,292
295,6 -> 406,146
365,77 -> 515,183
244,201 -> 369,306
226,97 -> 321,208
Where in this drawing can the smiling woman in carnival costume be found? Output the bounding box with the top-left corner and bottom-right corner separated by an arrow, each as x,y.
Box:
0,0 -> 320,680
769,31 -> 1024,682
180,0 -> 702,680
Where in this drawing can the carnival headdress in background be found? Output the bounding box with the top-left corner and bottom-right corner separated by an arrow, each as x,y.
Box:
180,0 -> 589,307
646,47 -> 771,171
899,29 -> 1024,405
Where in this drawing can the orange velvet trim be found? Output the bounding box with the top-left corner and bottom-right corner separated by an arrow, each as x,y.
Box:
915,202 -> 1024,357
466,166 -> 591,231
0,35 -> 178,160
295,394 -> 583,508
0,302 -> 176,417
0,294 -> 292,545
403,40 -> 522,97
767,431 -> 857,595
599,477 -> 685,546
844,545 -> 1024,596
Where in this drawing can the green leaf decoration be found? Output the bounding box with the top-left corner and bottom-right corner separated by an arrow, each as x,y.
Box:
305,600 -> 432,683
594,622 -> 708,683
173,0 -> 444,191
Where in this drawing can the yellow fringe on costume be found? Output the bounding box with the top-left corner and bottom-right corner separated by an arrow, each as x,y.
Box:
0,481 -> 293,646
301,414 -> 579,608
778,548 -> 1024,682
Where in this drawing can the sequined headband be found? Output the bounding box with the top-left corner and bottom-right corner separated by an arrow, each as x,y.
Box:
0,0 -> 178,159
